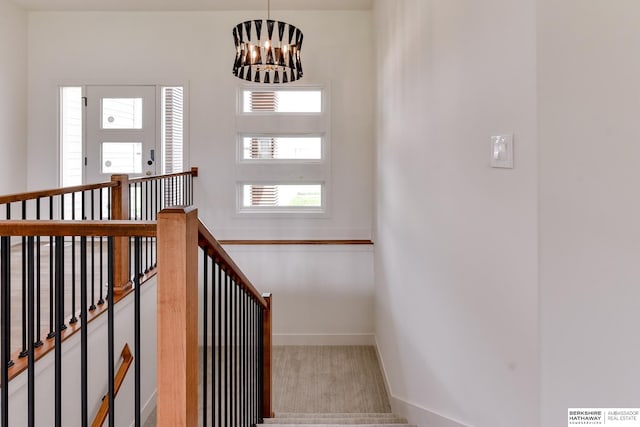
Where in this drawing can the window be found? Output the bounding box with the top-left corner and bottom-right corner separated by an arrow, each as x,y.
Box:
240,136 -> 322,161
235,86 -> 329,214
162,86 -> 184,174
60,87 -> 83,187
241,184 -> 323,208
241,90 -> 322,113
101,142 -> 143,174
101,98 -> 143,129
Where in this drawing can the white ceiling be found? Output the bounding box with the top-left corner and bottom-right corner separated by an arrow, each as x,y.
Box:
12,0 -> 373,11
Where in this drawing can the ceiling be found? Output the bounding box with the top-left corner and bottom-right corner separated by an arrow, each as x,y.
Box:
12,0 -> 373,11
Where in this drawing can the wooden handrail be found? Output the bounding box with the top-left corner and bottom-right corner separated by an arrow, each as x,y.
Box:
0,167 -> 198,205
0,181 -> 118,205
219,239 -> 374,245
91,343 -> 134,427
128,166 -> 198,184
198,221 -> 268,309
0,220 -> 156,237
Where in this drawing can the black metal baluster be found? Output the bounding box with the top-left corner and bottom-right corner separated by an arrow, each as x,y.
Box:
35,199 -> 42,348
256,300 -> 260,424
154,179 -> 159,268
59,197 -> 66,332
47,197 -> 55,340
242,289 -> 247,427
98,191 -> 104,306
55,235 -> 63,427
235,280 -> 239,426
225,271 -> 229,426
231,276 -> 235,427
181,174 -> 185,205
70,193 -> 78,324
173,176 -> 177,206
1,236 -> 13,427
251,298 -> 256,425
81,236 -> 88,427
145,181 -> 150,273
217,261 -> 222,427
211,256 -> 216,427
134,236 -> 142,427
259,306 -> 264,423
90,190 -> 96,311
202,249 -> 208,427
20,201 -> 28,358
27,236 -> 35,427
82,190 -> 86,221
108,236 -> 115,427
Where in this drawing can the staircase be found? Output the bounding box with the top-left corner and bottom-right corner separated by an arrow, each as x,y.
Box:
268,346 -> 415,427
261,412 -> 416,427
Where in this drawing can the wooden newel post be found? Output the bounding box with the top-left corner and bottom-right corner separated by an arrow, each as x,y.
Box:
262,293 -> 273,419
110,174 -> 131,295
157,207 -> 199,427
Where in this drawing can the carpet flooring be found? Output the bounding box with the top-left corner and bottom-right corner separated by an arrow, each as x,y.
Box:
272,346 -> 391,414
143,345 -> 392,426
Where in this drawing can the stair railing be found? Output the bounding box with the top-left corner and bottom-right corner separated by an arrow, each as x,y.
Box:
156,207 -> 272,426
0,168 -> 198,376
0,220 -> 156,427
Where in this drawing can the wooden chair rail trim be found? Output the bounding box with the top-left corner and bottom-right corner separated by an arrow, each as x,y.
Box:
197,221 -> 268,309
0,181 -> 118,205
0,220 -> 157,237
6,268 -> 157,382
128,167 -> 199,184
219,239 -> 374,245
91,343 -> 134,427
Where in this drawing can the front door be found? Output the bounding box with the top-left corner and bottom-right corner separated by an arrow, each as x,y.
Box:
85,85 -> 157,184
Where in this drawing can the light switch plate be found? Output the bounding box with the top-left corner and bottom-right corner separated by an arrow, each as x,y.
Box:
490,134 -> 514,168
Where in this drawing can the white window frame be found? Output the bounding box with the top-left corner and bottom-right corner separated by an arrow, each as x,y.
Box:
236,133 -> 325,164
235,84 -> 331,217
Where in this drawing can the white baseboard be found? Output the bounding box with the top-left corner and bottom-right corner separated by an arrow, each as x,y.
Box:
373,336 -> 468,427
273,333 -> 375,346
134,389 -> 157,427
390,396 -> 468,427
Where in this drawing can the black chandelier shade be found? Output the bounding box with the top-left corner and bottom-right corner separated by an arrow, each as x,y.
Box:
232,19 -> 304,84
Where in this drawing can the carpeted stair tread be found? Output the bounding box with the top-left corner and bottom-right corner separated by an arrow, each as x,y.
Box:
260,424 -> 416,427
274,413 -> 403,419
263,417 -> 409,425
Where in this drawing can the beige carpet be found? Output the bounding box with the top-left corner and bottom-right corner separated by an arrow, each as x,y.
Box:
143,345 -> 392,426
272,346 -> 391,414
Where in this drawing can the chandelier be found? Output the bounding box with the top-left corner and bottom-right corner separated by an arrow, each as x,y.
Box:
232,0 -> 304,84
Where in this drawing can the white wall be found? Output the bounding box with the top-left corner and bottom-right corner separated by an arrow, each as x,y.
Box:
225,245 -> 374,344
538,1 -> 640,425
373,1 -> 538,426
0,0 -> 27,194
27,10 -> 375,341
